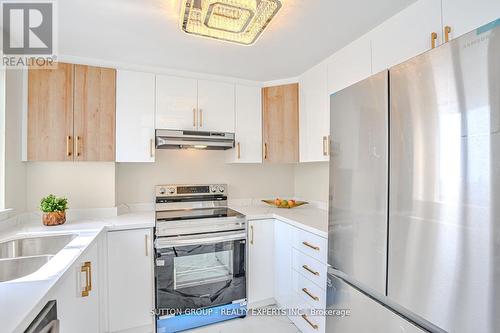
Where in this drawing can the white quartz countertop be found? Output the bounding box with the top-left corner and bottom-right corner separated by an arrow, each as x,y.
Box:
0,203 -> 327,332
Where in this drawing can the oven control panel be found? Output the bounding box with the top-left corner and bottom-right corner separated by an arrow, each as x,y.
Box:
156,184 -> 227,196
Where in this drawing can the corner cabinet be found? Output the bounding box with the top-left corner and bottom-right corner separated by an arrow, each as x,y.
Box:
156,74 -> 235,133
228,84 -> 262,163
116,70 -> 156,162
106,228 -> 154,333
27,63 -> 116,161
50,239 -> 100,333
262,83 -> 299,163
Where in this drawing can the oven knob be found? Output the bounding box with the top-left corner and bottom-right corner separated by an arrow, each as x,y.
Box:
159,187 -> 166,195
219,186 -> 225,193
211,186 -> 217,193
168,187 -> 175,194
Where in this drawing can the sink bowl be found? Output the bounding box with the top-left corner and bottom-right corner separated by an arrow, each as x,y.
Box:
0,234 -> 77,259
0,255 -> 54,282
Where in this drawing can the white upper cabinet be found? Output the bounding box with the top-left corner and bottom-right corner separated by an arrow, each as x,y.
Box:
156,75 -> 235,133
299,61 -> 329,162
229,84 -> 262,163
156,75 -> 198,131
116,70 -> 156,162
442,0 -> 500,41
197,80 -> 235,132
371,0 -> 442,73
327,34 -> 372,95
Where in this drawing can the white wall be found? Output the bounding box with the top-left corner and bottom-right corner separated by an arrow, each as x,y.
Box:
116,150 -> 296,205
25,162 -> 116,211
294,162 -> 329,203
4,69 -> 27,214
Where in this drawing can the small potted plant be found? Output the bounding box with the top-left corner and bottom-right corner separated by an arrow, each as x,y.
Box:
40,194 -> 68,226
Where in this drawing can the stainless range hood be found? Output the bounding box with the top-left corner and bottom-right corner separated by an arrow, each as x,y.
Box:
155,129 -> 234,150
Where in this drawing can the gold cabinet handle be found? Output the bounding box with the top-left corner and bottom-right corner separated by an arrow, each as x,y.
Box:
75,136 -> 81,157
302,241 -> 320,251
264,143 -> 268,160
431,32 -> 438,49
444,26 -> 451,43
150,138 -> 155,158
302,264 -> 320,276
302,288 -> 320,301
145,234 -> 149,257
199,109 -> 203,127
301,314 -> 319,330
237,142 -> 241,159
81,261 -> 92,297
66,136 -> 72,157
326,135 -> 330,156
193,108 -> 197,127
250,225 -> 254,245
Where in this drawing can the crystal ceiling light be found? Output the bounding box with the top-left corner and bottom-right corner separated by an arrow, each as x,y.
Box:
180,0 -> 282,45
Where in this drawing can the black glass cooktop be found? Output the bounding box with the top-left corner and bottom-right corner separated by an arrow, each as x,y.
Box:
156,207 -> 243,222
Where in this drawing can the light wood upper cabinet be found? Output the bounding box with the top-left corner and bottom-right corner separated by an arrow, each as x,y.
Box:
27,62 -> 116,161
28,63 -> 74,161
262,83 -> 299,163
73,65 -> 116,161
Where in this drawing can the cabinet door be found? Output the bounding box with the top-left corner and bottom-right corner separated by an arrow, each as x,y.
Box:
262,83 -> 299,163
156,75 -> 198,131
197,80 -> 235,132
28,63 -> 74,161
116,70 -> 155,162
107,229 -> 154,332
299,61 -> 329,162
53,241 -> 100,333
442,0 -> 500,40
73,64 -> 116,161
327,35 -> 372,95
274,220 -> 293,308
229,85 -> 262,163
371,0 -> 442,73
247,219 -> 275,307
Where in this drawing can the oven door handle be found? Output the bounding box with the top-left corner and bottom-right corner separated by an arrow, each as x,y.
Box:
155,231 -> 246,248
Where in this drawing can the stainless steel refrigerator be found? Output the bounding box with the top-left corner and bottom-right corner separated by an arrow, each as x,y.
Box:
327,19 -> 500,333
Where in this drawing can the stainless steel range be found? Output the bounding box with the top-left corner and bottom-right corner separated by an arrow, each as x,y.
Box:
154,184 -> 247,333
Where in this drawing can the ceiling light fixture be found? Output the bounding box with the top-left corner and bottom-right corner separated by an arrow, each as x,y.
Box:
180,0 -> 282,45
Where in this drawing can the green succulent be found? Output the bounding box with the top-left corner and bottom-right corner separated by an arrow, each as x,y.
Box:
40,194 -> 68,213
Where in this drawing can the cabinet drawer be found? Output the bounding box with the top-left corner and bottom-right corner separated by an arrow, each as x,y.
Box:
292,229 -> 327,264
290,291 -> 326,333
292,248 -> 327,290
293,269 -> 326,309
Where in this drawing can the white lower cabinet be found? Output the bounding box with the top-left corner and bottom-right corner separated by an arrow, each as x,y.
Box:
274,220 -> 293,308
51,239 -> 100,333
247,219 -> 275,307
107,228 -> 154,333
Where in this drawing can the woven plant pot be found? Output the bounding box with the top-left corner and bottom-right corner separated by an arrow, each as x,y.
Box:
42,211 -> 66,226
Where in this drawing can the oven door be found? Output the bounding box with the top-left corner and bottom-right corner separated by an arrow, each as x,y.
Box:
155,231 -> 246,312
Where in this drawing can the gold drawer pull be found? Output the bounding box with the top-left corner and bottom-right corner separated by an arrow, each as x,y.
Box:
302,241 -> 320,251
302,264 -> 320,276
302,288 -> 319,301
199,109 -> 203,127
150,138 -> 155,158
81,261 -> 92,297
237,142 -> 241,159
75,136 -> 81,157
301,314 -> 319,330
264,143 -> 268,160
193,108 -> 197,127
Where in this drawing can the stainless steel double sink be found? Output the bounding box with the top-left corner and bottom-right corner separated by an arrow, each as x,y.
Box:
0,234 -> 77,282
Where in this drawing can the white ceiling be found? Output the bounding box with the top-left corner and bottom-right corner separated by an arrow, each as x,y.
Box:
59,0 -> 417,81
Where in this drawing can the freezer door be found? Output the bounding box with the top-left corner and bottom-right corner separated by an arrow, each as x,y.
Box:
389,21 -> 500,332
329,70 -> 388,294
326,272 -> 427,333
